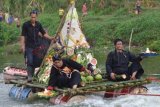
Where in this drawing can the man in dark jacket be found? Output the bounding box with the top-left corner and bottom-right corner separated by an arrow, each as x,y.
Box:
47,54 -> 90,90
20,10 -> 54,82
106,39 -> 144,81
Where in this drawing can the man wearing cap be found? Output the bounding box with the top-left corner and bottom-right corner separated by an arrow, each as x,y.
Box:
20,10 -> 55,82
47,55 -> 90,90
106,39 -> 144,81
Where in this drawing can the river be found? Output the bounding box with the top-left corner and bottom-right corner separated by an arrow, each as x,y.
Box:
1,73 -> 160,107
0,49 -> 160,107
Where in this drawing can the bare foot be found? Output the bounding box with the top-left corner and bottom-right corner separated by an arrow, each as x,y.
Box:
72,85 -> 77,89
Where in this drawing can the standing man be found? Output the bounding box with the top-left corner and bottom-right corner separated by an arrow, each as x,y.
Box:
106,39 -> 144,81
59,7 -> 64,19
82,2 -> 88,17
0,10 -> 3,21
20,10 -> 54,82
135,0 -> 141,14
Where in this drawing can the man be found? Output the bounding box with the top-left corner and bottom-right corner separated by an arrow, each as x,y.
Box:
135,0 -> 141,14
59,7 -> 64,19
47,54 -> 90,90
0,10 -> 3,21
82,2 -> 88,17
106,39 -> 144,81
20,10 -> 54,82
5,12 -> 9,23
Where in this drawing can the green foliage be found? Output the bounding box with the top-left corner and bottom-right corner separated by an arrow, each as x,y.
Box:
83,9 -> 160,50
0,22 -> 20,46
149,40 -> 160,51
0,0 -> 160,52
38,13 -> 60,35
114,10 -> 160,45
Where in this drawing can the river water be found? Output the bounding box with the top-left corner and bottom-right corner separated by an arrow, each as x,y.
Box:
0,50 -> 160,107
0,72 -> 160,107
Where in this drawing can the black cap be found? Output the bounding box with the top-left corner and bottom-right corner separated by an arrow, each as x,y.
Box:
30,10 -> 38,15
52,54 -> 61,61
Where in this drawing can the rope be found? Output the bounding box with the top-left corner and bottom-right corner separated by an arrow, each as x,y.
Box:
146,77 -> 160,82
105,91 -> 160,97
72,89 -> 160,97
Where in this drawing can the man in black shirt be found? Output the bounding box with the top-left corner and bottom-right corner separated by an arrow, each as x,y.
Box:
20,10 -> 54,82
106,39 -> 144,81
47,54 -> 90,90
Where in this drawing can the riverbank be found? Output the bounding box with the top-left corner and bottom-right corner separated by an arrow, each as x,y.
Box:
1,8 -> 160,51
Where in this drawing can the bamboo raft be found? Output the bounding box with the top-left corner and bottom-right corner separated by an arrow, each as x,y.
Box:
3,66 -> 151,103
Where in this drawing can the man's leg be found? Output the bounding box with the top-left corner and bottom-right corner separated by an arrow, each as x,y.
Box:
68,70 -> 81,89
25,48 -> 35,82
129,62 -> 144,79
57,75 -> 68,88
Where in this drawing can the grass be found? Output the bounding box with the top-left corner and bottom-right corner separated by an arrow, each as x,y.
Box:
1,7 -> 160,51
82,8 -> 160,50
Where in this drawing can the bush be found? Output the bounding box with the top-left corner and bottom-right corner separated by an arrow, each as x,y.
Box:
0,22 -> 20,45
149,40 -> 160,52
83,9 -> 160,49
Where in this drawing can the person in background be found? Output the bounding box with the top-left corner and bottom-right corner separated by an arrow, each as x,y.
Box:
82,2 -> 88,17
8,13 -> 14,25
0,10 -> 3,21
47,54 -> 91,90
15,17 -> 21,28
106,39 -> 144,81
135,0 -> 141,14
20,10 -> 55,82
59,7 -> 64,19
5,11 -> 9,23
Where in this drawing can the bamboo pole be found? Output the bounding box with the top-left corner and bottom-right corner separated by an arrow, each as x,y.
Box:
10,80 -> 46,89
9,79 -> 150,96
129,28 -> 134,51
56,79 -> 151,95
36,4 -> 71,76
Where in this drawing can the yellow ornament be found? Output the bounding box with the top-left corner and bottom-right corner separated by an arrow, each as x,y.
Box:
70,0 -> 75,4
59,8 -> 64,16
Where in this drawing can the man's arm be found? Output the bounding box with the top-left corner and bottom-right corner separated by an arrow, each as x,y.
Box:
65,59 -> 89,72
20,23 -> 26,53
48,66 -> 59,89
128,51 -> 142,62
106,52 -> 116,80
44,33 -> 55,40
106,52 -> 113,75
39,23 -> 55,40
20,36 -> 25,53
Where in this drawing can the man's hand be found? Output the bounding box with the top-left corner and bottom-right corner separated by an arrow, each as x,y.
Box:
85,69 -> 91,75
47,86 -> 54,90
110,72 -> 116,80
51,37 -> 56,42
130,71 -> 137,80
44,33 -> 56,42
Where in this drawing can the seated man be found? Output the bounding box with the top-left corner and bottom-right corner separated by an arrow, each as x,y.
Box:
106,39 -> 144,81
47,54 -> 90,90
